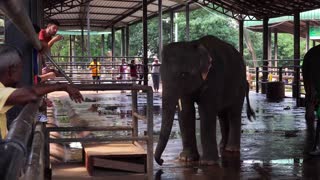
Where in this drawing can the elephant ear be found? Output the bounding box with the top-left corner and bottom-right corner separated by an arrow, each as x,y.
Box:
197,44 -> 212,80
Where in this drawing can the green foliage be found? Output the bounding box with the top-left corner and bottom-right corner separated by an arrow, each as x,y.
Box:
50,6 -> 311,66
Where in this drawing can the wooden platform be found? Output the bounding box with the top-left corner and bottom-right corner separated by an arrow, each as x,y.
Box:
83,142 -> 147,176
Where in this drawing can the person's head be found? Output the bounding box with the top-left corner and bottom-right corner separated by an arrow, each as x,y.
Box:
93,58 -> 97,62
0,45 -> 23,87
131,59 -> 135,64
45,20 -> 60,36
154,58 -> 159,63
121,58 -> 126,64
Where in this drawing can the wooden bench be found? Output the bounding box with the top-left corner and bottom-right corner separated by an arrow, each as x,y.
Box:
83,142 -> 147,176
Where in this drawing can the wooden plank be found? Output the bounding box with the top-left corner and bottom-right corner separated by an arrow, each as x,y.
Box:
84,143 -> 146,156
84,142 -> 147,175
92,157 -> 145,173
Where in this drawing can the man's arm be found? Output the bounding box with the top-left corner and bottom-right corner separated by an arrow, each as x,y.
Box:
48,35 -> 63,48
5,83 -> 83,106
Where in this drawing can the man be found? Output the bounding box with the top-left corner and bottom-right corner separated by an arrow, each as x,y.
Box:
88,58 -> 101,82
151,58 -> 161,92
38,20 -> 63,75
38,20 -> 63,50
0,45 -> 83,139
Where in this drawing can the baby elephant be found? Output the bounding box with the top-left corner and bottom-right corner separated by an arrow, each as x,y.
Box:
154,35 -> 255,165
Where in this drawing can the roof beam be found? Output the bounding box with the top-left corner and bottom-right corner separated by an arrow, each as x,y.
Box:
103,0 -> 157,28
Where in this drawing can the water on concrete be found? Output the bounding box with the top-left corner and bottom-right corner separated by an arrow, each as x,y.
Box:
48,91 -> 320,179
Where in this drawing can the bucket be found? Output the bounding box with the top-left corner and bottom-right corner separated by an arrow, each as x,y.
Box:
266,81 -> 284,101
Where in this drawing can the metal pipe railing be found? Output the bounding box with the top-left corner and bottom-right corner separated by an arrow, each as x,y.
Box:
25,123 -> 45,180
45,84 -> 154,179
0,101 -> 40,180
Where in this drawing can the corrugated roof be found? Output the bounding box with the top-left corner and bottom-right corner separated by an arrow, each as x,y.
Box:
43,0 -> 320,31
44,0 -> 189,30
244,8 -> 320,39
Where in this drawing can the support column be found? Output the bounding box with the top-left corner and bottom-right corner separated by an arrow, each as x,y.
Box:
238,20 -> 244,57
81,25 -> 85,62
69,35 -> 72,77
268,27 -> 272,68
86,2 -> 91,59
101,34 -> 105,62
125,26 -> 129,58
121,28 -> 125,57
170,10 -> 174,43
71,35 -> 75,77
158,0 -> 163,61
306,21 -> 310,51
185,3 -> 190,41
5,0 -> 35,85
261,18 -> 269,94
274,29 -> 278,69
111,26 -> 115,63
293,12 -> 300,104
143,0 -> 148,86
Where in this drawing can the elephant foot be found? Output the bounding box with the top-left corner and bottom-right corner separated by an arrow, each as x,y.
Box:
200,159 -> 219,166
179,151 -> 199,162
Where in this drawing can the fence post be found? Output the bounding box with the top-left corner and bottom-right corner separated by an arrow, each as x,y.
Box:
279,67 -> 283,82
256,67 -> 259,93
131,90 -> 138,137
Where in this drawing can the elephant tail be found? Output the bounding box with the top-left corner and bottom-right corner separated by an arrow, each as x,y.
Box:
245,80 -> 256,121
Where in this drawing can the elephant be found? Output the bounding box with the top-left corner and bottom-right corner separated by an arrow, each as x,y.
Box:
302,44 -> 320,135
154,35 -> 255,165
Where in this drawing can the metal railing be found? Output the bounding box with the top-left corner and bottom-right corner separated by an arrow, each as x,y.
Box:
246,58 -> 305,106
44,56 -> 159,85
45,84 -> 154,180
0,100 -> 44,180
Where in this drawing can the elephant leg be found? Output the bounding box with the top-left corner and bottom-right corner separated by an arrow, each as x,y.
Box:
305,82 -> 316,134
199,105 -> 219,165
225,104 -> 242,152
178,97 -> 199,162
218,111 -> 230,150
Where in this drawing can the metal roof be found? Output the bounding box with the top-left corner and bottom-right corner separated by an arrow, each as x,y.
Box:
43,0 -> 320,30
244,9 -> 320,39
44,0 -> 189,30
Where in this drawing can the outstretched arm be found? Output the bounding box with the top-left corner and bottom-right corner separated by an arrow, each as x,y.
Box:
48,35 -> 63,48
5,83 -> 83,106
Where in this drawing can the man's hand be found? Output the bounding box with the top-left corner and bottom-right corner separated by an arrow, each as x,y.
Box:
53,35 -> 64,41
65,85 -> 84,103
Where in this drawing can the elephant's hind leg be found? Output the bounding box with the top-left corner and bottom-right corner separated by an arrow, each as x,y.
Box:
218,111 -> 230,150
178,97 -> 199,162
225,105 -> 242,152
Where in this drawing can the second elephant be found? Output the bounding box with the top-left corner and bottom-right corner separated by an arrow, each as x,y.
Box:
155,35 -> 255,165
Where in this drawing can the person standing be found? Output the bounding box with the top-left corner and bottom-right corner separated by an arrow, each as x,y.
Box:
117,59 -> 127,82
88,58 -> 101,83
129,59 -> 138,84
151,58 -> 161,92
137,59 -> 144,85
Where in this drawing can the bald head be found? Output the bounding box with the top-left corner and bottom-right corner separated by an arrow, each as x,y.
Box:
0,45 -> 22,73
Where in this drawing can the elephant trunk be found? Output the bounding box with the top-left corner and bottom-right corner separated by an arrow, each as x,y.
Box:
155,92 -> 178,165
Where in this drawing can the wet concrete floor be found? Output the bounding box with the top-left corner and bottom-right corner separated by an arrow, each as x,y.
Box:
48,91 -> 320,179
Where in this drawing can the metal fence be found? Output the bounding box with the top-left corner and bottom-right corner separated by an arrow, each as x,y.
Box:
45,84 -> 154,180
44,56 -> 159,85
0,100 -> 45,180
246,58 -> 305,106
